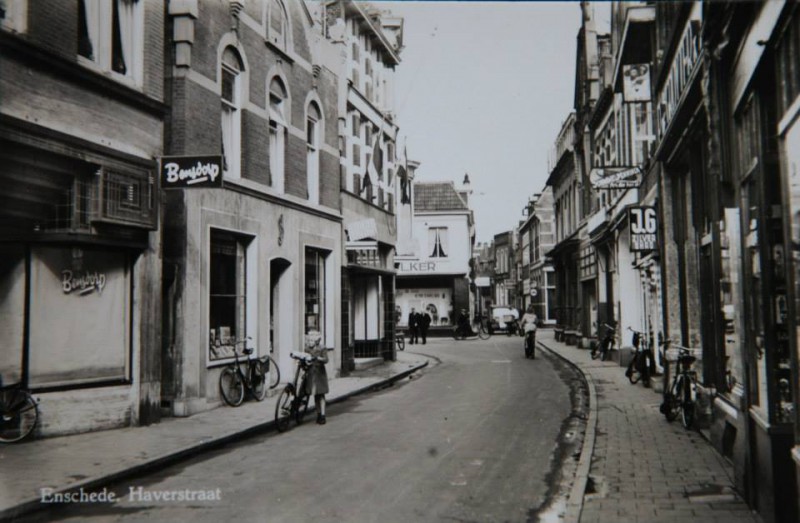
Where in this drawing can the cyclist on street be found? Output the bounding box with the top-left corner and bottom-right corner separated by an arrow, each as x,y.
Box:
521,305 -> 538,358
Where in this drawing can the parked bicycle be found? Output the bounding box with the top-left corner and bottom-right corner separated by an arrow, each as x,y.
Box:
219,338 -> 280,407
591,323 -> 616,361
625,327 -> 652,387
452,315 -> 491,340
0,380 -> 39,444
660,341 -> 700,429
396,329 -> 406,351
274,351 -> 317,432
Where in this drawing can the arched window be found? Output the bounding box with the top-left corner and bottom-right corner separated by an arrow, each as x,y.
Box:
221,47 -> 244,179
306,102 -> 322,204
268,77 -> 288,192
268,0 -> 289,51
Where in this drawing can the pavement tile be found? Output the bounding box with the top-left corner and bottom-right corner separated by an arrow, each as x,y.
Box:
537,331 -> 760,523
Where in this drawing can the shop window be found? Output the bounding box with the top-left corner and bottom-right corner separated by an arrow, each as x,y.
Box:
269,77 -> 288,192
78,0 -> 143,85
209,231 -> 252,362
306,102 -> 321,204
305,247 -> 328,341
28,247 -> 130,388
221,47 -> 244,180
429,227 -> 448,258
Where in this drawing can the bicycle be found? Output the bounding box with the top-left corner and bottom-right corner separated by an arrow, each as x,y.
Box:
591,323 -> 616,361
219,338 -> 280,407
0,381 -> 39,444
396,330 -> 406,351
625,327 -> 652,387
452,316 -> 491,340
274,351 -> 316,432
523,329 -> 536,359
660,342 -> 700,429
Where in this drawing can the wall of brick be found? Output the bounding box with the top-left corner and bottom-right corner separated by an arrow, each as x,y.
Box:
26,0 -> 75,60
288,0 -> 312,63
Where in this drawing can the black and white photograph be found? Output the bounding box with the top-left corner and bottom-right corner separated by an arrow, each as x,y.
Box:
1,1 -> 799,522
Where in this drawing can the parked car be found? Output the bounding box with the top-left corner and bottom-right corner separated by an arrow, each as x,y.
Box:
490,307 -> 519,333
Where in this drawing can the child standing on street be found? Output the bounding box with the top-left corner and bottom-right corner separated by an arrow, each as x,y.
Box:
304,331 -> 329,425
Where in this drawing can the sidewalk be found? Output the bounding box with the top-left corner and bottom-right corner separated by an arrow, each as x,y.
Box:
537,330 -> 760,523
0,352 -> 431,522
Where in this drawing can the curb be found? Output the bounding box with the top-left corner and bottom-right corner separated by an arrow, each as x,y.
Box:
536,340 -> 598,523
0,360 -> 430,523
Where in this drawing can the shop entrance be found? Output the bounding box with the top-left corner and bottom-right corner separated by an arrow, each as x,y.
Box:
270,258 -> 292,372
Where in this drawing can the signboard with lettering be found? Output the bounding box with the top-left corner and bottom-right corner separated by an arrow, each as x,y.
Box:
397,261 -> 438,273
589,166 -> 642,189
629,206 -> 658,252
160,155 -> 223,189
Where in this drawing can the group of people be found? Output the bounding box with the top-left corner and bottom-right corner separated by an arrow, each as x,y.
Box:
407,308 -> 432,344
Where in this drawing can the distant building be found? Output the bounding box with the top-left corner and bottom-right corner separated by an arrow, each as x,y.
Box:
518,188 -> 556,323
395,178 -> 475,329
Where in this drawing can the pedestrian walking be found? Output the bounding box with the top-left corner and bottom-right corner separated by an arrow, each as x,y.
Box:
304,331 -> 329,425
420,310 -> 432,344
408,308 -> 419,344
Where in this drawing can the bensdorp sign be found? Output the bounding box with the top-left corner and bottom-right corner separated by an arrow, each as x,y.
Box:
160,155 -> 223,189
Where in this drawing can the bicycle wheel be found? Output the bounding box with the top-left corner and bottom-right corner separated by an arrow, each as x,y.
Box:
477,324 -> 490,340
250,360 -> 267,402
274,386 -> 295,432
219,367 -> 245,407
663,378 -> 682,422
396,335 -> 405,351
0,391 -> 38,443
628,355 -> 640,384
295,392 -> 310,424
267,356 -> 281,389
681,377 -> 695,429
530,335 -> 536,359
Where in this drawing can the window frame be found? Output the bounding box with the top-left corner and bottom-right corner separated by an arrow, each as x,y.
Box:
221,48 -> 244,180
306,102 -> 322,204
268,77 -> 289,192
77,0 -> 144,87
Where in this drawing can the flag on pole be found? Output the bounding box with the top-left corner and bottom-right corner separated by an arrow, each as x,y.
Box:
399,141 -> 410,204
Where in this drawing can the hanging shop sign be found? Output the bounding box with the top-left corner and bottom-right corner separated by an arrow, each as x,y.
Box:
629,206 -> 658,252
589,166 -> 642,189
160,155 -> 223,189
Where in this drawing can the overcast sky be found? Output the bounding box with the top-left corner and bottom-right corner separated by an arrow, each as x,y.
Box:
386,1 -> 610,243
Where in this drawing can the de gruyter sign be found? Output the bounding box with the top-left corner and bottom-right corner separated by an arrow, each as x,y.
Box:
160,155 -> 223,189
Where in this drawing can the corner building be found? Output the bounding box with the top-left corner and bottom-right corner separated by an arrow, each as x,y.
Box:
161,0 -> 342,416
